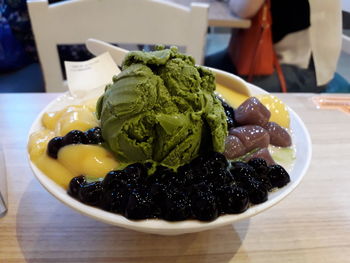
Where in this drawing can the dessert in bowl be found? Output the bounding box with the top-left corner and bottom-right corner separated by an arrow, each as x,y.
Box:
28,47 -> 311,235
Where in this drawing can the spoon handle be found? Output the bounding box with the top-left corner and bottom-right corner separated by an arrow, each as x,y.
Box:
86,38 -> 128,67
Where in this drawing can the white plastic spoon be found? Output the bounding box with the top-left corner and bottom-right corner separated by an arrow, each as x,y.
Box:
86,38 -> 128,67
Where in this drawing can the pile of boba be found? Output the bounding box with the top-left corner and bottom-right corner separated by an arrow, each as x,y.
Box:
68,152 -> 290,222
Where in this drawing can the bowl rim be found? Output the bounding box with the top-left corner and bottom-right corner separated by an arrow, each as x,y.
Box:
27,69 -> 312,234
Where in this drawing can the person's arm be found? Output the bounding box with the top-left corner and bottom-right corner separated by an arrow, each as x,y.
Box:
229,0 -> 265,19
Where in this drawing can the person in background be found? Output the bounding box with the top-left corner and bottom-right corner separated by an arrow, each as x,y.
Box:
205,0 -> 344,93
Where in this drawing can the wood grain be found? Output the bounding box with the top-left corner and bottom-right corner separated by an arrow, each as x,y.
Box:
1,93 -> 350,263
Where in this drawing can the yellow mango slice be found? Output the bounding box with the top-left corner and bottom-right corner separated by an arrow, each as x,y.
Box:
42,105 -> 99,135
58,144 -> 119,179
28,129 -> 55,160
216,83 -> 249,108
42,110 -> 64,130
256,94 -> 290,128
35,154 -> 75,189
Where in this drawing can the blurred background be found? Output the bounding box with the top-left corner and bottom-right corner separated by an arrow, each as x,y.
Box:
1,0 -> 349,93
206,11 -> 350,84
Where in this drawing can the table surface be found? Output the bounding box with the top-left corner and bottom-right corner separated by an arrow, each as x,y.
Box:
167,0 -> 251,28
1,93 -> 350,263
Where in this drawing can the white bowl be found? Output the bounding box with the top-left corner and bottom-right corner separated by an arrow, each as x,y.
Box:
28,69 -> 312,235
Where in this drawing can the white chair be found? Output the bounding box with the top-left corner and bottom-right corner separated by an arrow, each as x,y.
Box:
342,0 -> 350,54
27,0 -> 209,92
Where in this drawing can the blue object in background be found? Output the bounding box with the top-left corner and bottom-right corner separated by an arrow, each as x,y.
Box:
326,73 -> 350,93
0,18 -> 30,71
0,0 -> 92,92
0,0 -> 44,92
0,63 -> 44,92
0,0 -> 37,70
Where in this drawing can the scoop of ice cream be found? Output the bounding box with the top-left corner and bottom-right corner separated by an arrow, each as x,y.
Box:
96,47 -> 227,167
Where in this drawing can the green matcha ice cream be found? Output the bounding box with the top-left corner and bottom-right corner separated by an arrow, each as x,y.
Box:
96,47 -> 227,167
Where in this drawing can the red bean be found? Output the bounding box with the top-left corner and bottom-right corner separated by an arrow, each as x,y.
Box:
223,135 -> 246,159
235,97 -> 271,126
264,122 -> 292,147
229,125 -> 270,152
244,148 -> 275,166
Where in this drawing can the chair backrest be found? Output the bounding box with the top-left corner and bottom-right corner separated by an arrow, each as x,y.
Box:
342,0 -> 350,54
27,0 -> 209,92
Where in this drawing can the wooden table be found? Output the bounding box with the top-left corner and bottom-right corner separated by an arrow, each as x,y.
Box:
1,93 -> 350,263
167,0 -> 251,28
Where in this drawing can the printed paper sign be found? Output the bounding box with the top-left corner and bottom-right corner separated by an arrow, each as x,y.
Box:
65,52 -> 120,97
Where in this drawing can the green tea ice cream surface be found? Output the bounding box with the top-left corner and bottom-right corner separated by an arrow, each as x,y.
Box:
96,47 -> 227,168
